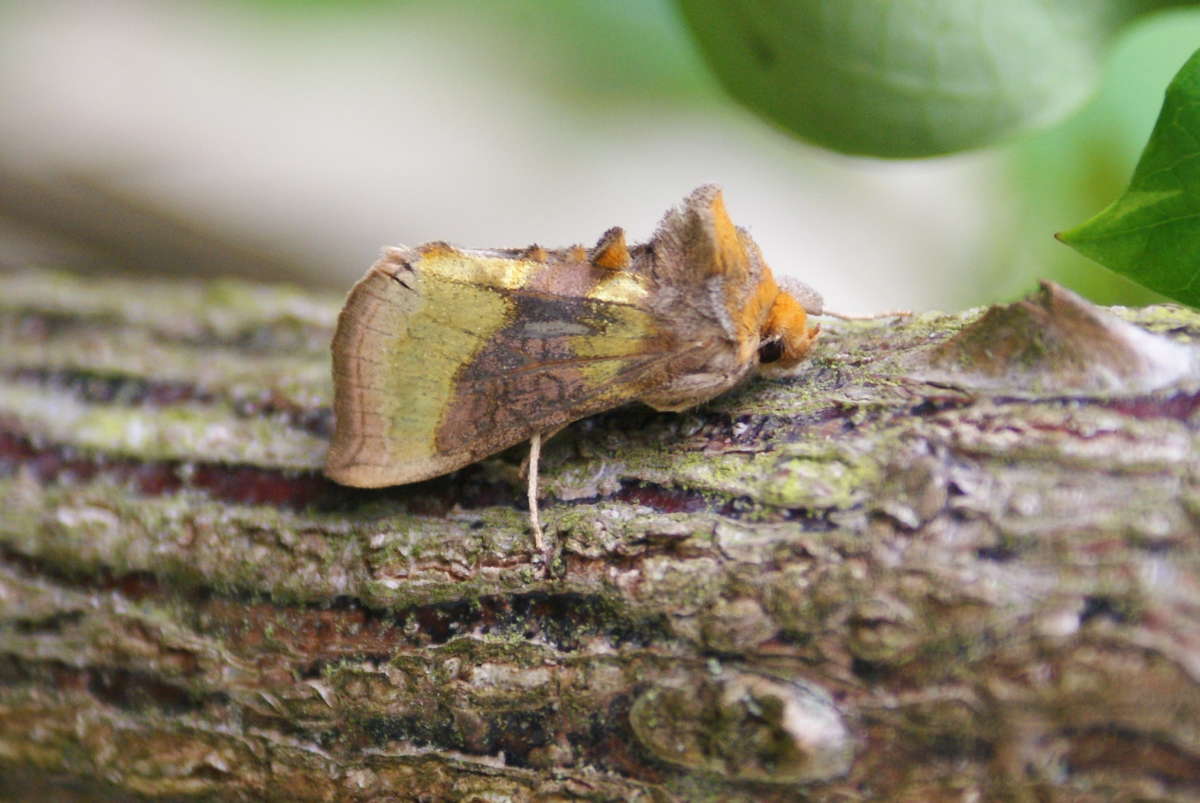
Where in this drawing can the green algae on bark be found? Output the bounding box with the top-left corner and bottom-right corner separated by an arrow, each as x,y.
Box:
4,269 -> 1200,800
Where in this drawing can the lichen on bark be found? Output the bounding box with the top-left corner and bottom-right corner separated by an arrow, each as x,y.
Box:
2,269 -> 1200,800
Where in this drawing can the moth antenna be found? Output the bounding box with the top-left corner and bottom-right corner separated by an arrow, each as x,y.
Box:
590,226 -> 631,270
776,274 -> 825,316
819,309 -> 912,320
778,272 -> 907,319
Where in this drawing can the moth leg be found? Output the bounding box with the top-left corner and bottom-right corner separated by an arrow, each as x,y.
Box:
527,432 -> 547,553
519,425 -> 566,479
525,425 -> 566,556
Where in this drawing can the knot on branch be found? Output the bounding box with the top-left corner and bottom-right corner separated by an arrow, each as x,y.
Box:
629,670 -> 853,784
924,280 -> 1194,393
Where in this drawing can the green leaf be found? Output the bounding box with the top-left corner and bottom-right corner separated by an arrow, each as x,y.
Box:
1059,48 -> 1200,305
674,0 -> 1185,157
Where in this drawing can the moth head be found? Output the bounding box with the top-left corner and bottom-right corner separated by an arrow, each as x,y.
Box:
655,185 -> 822,375
756,289 -> 821,375
729,227 -> 821,376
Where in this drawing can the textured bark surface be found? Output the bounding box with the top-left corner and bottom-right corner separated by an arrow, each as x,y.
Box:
2,268 -> 1200,801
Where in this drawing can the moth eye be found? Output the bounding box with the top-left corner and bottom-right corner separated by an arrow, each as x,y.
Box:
758,338 -> 784,364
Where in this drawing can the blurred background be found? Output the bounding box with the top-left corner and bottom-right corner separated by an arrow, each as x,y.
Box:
1,0 -> 1198,314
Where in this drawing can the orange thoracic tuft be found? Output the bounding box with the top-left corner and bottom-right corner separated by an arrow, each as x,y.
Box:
703,191 -> 751,281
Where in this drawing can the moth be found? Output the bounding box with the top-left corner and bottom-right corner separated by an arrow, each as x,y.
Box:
325,185 -> 821,548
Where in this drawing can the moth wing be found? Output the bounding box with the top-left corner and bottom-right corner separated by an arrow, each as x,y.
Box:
326,248 -> 675,487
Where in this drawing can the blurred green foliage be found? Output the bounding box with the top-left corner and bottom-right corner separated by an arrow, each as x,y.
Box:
1001,11 -> 1200,307
1058,49 -> 1200,306
675,0 -> 1193,158
14,0 -> 1200,308
236,0 -> 1199,308
224,0 -> 715,103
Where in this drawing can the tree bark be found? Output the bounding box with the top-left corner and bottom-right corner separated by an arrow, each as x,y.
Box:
1,268 -> 1199,801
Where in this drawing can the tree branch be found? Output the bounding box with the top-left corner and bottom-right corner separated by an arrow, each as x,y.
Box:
2,269 -> 1199,800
